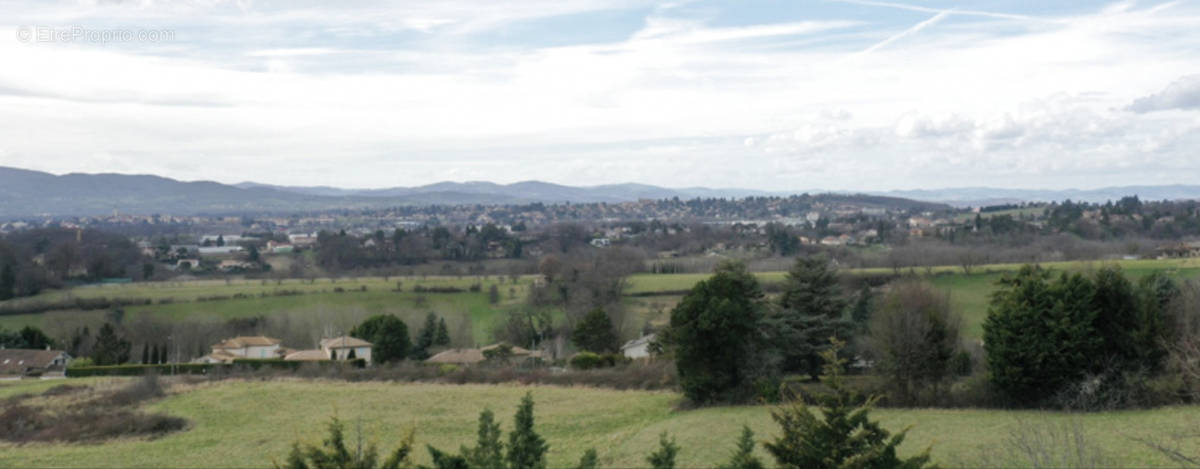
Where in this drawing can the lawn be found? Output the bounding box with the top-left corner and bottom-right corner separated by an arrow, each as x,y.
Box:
0,378 -> 1197,468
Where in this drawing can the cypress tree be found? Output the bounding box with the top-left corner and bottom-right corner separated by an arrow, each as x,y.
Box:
505,392 -> 548,469
462,408 -> 503,469
435,317 -> 451,347
142,343 -> 150,364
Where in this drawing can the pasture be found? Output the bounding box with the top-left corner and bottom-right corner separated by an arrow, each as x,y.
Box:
0,378 -> 1196,468
4,257 -> 1200,345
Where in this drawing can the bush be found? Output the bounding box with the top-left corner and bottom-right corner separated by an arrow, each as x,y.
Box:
569,352 -> 628,370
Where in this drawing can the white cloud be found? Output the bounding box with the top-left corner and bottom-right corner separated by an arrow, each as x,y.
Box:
1128,74 -> 1200,112
0,1 -> 1197,190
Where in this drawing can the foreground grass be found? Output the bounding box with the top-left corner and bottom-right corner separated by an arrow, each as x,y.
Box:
1,379 -> 1198,468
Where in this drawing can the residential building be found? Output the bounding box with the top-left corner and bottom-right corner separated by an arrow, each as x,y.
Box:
0,349 -> 71,379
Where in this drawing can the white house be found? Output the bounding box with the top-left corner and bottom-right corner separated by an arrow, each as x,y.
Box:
620,333 -> 657,359
320,336 -> 373,364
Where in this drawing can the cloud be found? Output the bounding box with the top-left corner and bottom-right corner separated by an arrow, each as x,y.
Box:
1128,75 -> 1200,112
0,1 -> 1197,190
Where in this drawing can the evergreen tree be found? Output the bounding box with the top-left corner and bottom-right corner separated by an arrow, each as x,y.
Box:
92,322 -> 131,366
769,255 -> 852,379
575,449 -> 598,469
505,392 -> 548,469
435,318 -> 451,347
850,285 -> 874,329
142,343 -> 150,364
764,338 -> 931,469
17,326 -> 53,349
350,314 -> 411,363
412,313 -> 438,359
984,266 -> 1100,405
646,432 -> 679,469
570,308 -> 619,353
669,260 -> 768,404
0,262 -> 15,301
1091,266 -> 1142,369
718,426 -> 764,469
462,408 -> 504,469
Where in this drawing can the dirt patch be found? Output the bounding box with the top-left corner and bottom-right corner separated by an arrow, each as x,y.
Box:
0,375 -> 188,443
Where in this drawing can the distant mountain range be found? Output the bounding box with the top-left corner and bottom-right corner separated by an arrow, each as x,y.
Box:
1,165 -> 1198,218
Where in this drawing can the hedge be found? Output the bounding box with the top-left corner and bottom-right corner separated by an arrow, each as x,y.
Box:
66,363 -> 224,377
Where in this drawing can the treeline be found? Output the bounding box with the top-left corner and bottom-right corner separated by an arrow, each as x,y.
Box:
0,227 -> 147,300
313,224 -> 525,271
657,257 -> 1200,409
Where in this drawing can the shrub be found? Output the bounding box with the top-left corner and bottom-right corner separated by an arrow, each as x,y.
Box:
506,392 -> 548,469
66,363 -> 222,377
647,432 -> 679,469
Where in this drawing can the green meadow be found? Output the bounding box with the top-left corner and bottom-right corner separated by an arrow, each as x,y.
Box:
0,378 -> 1196,468
3,257 -> 1200,344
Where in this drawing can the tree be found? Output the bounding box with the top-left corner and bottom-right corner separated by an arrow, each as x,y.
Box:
575,449 -> 598,469
350,315 -> 411,363
1091,266 -> 1142,369
412,313 -> 439,359
849,285 -> 873,330
150,344 -> 160,365
276,416 -> 415,469
462,408 -> 504,469
17,326 -> 53,349
435,318 -> 451,347
571,308 -> 619,353
142,343 -> 150,364
216,235 -> 225,247
506,392 -> 548,469
868,281 -> 962,405
984,266 -> 1100,405
92,322 -> 131,366
669,260 -> 767,404
488,284 -> 501,304
0,262 -> 16,301
769,255 -> 852,379
764,338 -> 932,469
646,432 -> 679,469
718,426 -> 764,469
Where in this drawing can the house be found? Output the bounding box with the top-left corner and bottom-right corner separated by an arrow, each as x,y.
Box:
425,343 -> 539,365
218,259 -> 255,272
284,350 -> 331,362
0,349 -> 71,379
589,237 -> 611,248
175,258 -> 201,270
320,336 -> 373,364
620,333 -> 657,359
193,336 -> 283,363
198,246 -> 243,257
426,348 -> 486,365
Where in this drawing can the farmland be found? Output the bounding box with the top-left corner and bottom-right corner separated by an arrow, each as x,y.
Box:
5,257 -> 1200,345
0,378 -> 1197,468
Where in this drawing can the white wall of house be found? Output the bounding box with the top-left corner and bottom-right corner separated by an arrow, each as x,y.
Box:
325,346 -> 372,364
622,342 -> 650,359
214,344 -> 279,358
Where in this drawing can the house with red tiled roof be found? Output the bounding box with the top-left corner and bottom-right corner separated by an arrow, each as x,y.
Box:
0,349 -> 71,379
192,336 -> 283,364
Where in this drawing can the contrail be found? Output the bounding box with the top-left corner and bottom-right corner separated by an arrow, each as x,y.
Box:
831,0 -> 1050,22
858,9 -> 952,55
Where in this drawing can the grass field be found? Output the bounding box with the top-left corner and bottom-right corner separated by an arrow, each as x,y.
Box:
0,378 -> 1197,468
5,257 -> 1200,345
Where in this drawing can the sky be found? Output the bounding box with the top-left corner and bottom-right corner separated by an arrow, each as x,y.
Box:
0,0 -> 1198,191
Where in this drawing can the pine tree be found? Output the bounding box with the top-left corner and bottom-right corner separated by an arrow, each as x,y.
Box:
505,393 -> 548,469
646,432 -> 679,469
769,255 -> 853,379
462,408 -> 504,469
435,318 -> 451,347
412,313 -> 438,359
718,426 -> 763,469
92,322 -> 131,366
764,338 -> 931,468
575,449 -> 598,469
570,308 -> 619,353
0,262 -> 15,301
151,344 -> 160,365
984,266 -> 1101,405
